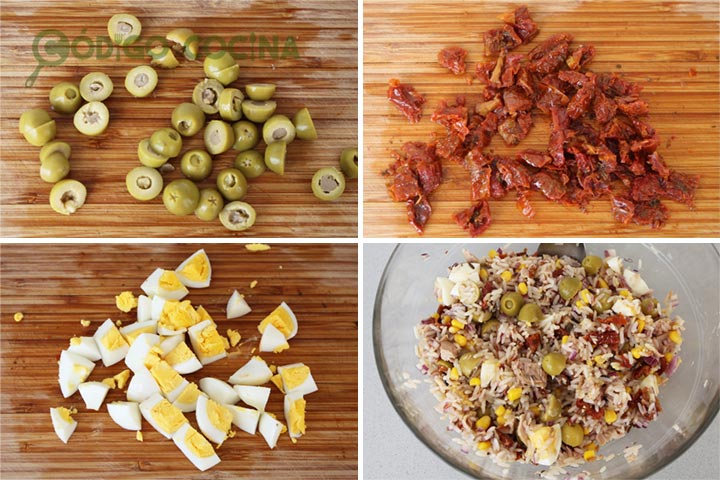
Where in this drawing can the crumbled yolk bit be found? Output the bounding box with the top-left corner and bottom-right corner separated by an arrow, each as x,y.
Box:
245,243 -> 271,252
619,289 -> 631,298
450,319 -> 465,330
250,280 -> 258,289
500,270 -> 513,282
579,289 -> 591,304
575,300 -> 585,309
604,409 -> 617,424
668,330 -> 682,344
115,320 -> 123,327
114,369 -> 131,389
561,335 -> 569,345
136,431 -> 143,442
454,333 -> 467,347
477,441 -> 492,451
226,329 -> 241,347
80,319 -> 91,327
102,377 -> 116,389
637,318 -> 645,333
13,312 -> 24,322
583,449 -> 596,461
476,415 -> 491,430
518,282 -> 528,295
269,364 -> 277,374
449,367 -> 459,380
115,291 -> 138,313
507,387 -> 522,402
469,377 -> 480,387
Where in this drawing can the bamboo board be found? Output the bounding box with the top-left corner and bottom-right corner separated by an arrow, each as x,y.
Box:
363,0 -> 720,237
0,0 -> 358,238
0,244 -> 358,479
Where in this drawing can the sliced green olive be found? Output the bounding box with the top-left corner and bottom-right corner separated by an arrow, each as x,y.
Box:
480,319 -> 500,336
218,88 -> 244,122
245,83 -> 276,101
171,102 -> 205,137
79,72 -> 113,102
180,149 -> 213,182
262,114 -> 296,145
19,108 -> 56,146
216,168 -> 248,201
150,128 -> 183,158
203,120 -> 234,155
459,352 -> 482,377
203,51 -> 239,85
561,423 -> 584,447
49,82 -> 82,114
219,201 -> 256,231
192,79 -> 224,114
293,107 -> 318,140
73,102 -> 109,136
241,100 -> 276,123
541,394 -> 562,422
641,297 -> 658,316
137,138 -> 170,168
232,121 -> 259,151
559,277 -> 582,301
107,13 -> 141,46
163,179 -> 200,216
581,255 -> 604,276
195,188 -> 224,221
40,140 -> 71,162
541,352 -> 567,377
311,167 -> 345,201
234,150 -> 266,179
518,303 -> 543,323
49,179 -> 86,215
593,292 -> 614,313
149,46 -> 179,69
500,292 -> 524,316
125,65 -> 158,98
126,166 -> 163,201
166,27 -> 198,60
339,147 -> 358,178
39,152 -> 70,183
264,142 -> 287,175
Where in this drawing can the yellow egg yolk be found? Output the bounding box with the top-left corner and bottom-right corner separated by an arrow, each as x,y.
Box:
150,361 -> 184,394
57,406 -> 76,423
206,399 -> 232,433
281,365 -> 310,391
102,377 -> 116,388
151,398 -> 187,434
123,324 -> 156,344
288,398 -> 307,436
115,291 -> 138,313
273,340 -> 290,354
245,243 -> 271,252
165,342 -> 194,366
159,300 -> 200,331
176,383 -> 201,405
258,305 -> 293,338
70,337 -> 81,346
195,305 -> 213,323
226,329 -> 241,347
185,427 -> 215,458
72,364 -> 90,377
144,346 -> 165,369
179,253 -> 209,282
270,374 -> 285,393
113,369 -> 131,389
196,325 -> 226,358
159,270 -> 184,291
136,431 -> 143,442
102,325 -> 129,351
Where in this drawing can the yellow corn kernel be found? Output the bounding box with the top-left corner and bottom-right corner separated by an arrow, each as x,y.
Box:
631,346 -> 644,359
594,355 -> 607,366
518,282 -> 528,295
587,442 -> 598,451
475,415 -> 491,430
597,278 -> 609,289
495,405 -> 506,417
477,441 -> 492,451
529,405 -> 541,416
619,289 -> 631,298
583,449 -> 596,461
583,426 -> 591,435
669,330 -> 682,344
500,270 -> 513,282
575,300 -> 585,309
604,409 -> 617,424
479,268 -> 489,281
449,367 -> 459,381
431,313 -> 440,320
580,289 -> 591,304
469,377 -> 481,386
442,316 -> 451,325
451,319 -> 465,330
664,352 -> 674,362
519,263 -> 526,270
507,387 -> 522,402
449,326 -> 458,334
561,335 -> 569,345
488,249 -> 498,258
454,334 -> 468,347
637,318 -> 645,333
625,386 -> 632,393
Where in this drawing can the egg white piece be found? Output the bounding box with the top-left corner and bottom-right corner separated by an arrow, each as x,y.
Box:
174,249 -> 212,289
284,393 -> 306,439
259,323 -> 290,353
158,333 -> 186,355
140,392 -> 189,439
225,404 -> 260,435
173,382 -> 205,413
141,268 -> 189,300
151,296 -> 167,322
78,381 -> 111,411
623,269 -> 651,296
137,294 -> 152,322
93,318 -> 130,367
172,422 -> 221,472
126,366 -> 161,403
141,268 -> 164,297
199,377 -> 240,405
67,336 -> 102,362
107,401 -> 142,431
228,356 -> 273,386
258,302 -> 298,340
195,395 -> 232,445
125,333 -> 160,373
58,349 -> 96,398
166,341 -> 203,375
258,412 -> 284,449
119,320 -> 158,345
278,363 -> 318,397
187,319 -> 227,365
226,290 -> 251,319
50,407 -> 77,444
234,385 -> 270,412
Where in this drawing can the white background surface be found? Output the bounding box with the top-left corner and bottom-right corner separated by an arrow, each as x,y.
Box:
362,243 -> 720,480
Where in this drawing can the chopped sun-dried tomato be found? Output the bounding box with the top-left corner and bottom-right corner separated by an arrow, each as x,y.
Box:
599,314 -> 628,327
387,78 -> 426,123
438,46 -> 468,75
431,98 -> 469,139
407,196 -> 432,234
453,201 -> 492,237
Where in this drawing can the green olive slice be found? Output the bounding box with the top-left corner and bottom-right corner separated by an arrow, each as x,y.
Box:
149,46 -> 179,69
171,103 -> 205,137
262,114 -> 296,144
218,88 -> 245,122
126,166 -> 163,201
293,107 -> 318,140
163,179 -> 200,216
49,179 -> 86,215
216,168 -> 248,201
40,152 -> 70,183
137,138 -> 170,168
166,28 -> 199,60
203,51 -> 239,85
234,150 -> 266,179
180,149 -> 213,181
203,120 -> 234,155
79,72 -> 113,102
195,188 -> 224,221
40,140 -> 71,162
149,128 -> 183,158
107,13 -> 141,46
73,101 -> 109,136
192,79 -> 224,114
311,167 -> 346,201
19,108 -> 56,146
339,147 -> 358,178
245,83 -> 276,101
49,82 -> 82,114
219,201 -> 256,231
241,100 -> 276,123
125,65 -> 158,98
232,120 -> 259,151
264,142 -> 286,175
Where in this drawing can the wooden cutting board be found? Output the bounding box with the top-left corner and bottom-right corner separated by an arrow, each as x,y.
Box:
0,0 -> 357,238
363,0 -> 720,237
0,244 -> 358,479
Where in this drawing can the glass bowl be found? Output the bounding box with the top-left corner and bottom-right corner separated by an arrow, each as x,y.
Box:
373,243 -> 719,479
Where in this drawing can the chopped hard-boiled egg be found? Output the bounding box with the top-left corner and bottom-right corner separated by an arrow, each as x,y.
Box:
158,333 -> 186,356
225,404 -> 260,435
188,319 -> 227,365
277,363 -> 318,397
174,249 -> 212,289
228,356 -> 273,386
226,290 -> 251,319
67,336 -> 102,362
172,422 -> 221,472
245,243 -> 271,252
114,369 -> 131,389
284,393 -> 307,440
605,256 -> 623,274
173,382 -> 204,413
524,424 -> 562,466
107,401 -> 142,431
14,312 -> 24,322
120,320 -> 158,345
126,366 -> 161,403
258,302 -> 298,340
50,407 -> 77,443
612,298 -> 642,316
156,299 -> 201,335
199,377 -> 240,405
226,329 -> 241,347
150,360 -> 189,402
165,340 -> 203,374
196,395 -> 233,446
270,374 -> 285,393
234,385 -> 271,411
137,295 -> 152,323
58,349 -> 96,398
93,318 -> 130,367
258,412 -> 285,449
116,291 -> 138,313
435,277 -> 455,305
141,268 -> 189,300
623,269 -> 651,296
480,359 -> 499,388
140,392 -> 189,439
78,381 -> 111,411
125,333 -> 161,373
259,323 -> 290,353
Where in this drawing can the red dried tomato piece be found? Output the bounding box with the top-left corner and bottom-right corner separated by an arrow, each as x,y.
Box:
498,112 -> 533,146
599,314 -> 628,327
516,190 -> 535,218
532,171 -> 567,201
566,44 -> 596,70
407,196 -> 432,234
527,33 -> 572,74
431,99 -> 469,139
387,78 -> 426,123
662,171 -> 699,206
510,5 -> 539,43
611,195 -> 635,224
483,24 -> 523,57
525,332 -> 542,353
453,201 -> 492,237
503,85 -> 533,114
496,156 -> 532,190
633,200 -> 668,228
469,165 -> 492,202
438,46 -> 468,75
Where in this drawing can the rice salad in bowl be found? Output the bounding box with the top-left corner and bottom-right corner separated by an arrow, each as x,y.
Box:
415,248 -> 684,469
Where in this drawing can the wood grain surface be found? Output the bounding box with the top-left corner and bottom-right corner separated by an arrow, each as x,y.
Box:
0,0 -> 357,238
0,244 -> 358,479
363,0 -> 720,238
